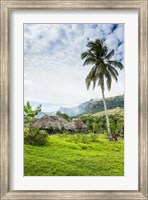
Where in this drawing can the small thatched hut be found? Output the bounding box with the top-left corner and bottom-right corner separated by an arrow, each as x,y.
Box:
33,115 -> 87,133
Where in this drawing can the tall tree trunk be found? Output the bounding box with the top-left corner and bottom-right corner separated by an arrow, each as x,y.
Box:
101,90 -> 112,141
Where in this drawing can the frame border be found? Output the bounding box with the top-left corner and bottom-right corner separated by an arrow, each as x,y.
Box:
0,0 -> 147,199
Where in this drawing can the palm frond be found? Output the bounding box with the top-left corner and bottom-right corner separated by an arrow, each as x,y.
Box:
81,50 -> 95,60
96,63 -> 106,74
88,50 -> 95,58
87,40 -> 103,58
98,72 -> 104,92
104,69 -> 112,91
105,50 -> 114,60
95,39 -> 103,46
85,74 -> 92,90
81,39 -> 124,94
102,46 -> 108,57
85,66 -> 97,90
91,75 -> 97,90
108,60 -> 124,70
83,57 -> 96,66
87,41 -> 96,49
85,81 -> 90,90
107,64 -> 118,81
81,51 -> 89,59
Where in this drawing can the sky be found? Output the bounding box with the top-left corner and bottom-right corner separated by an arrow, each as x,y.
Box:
24,23 -> 124,111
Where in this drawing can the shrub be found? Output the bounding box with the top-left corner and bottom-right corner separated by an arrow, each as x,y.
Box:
24,101 -> 42,134
24,128 -> 48,146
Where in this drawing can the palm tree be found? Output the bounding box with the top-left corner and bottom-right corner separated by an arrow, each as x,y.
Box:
81,39 -> 124,141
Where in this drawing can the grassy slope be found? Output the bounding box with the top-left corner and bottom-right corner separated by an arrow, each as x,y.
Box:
80,107 -> 124,117
24,134 -> 124,176
91,107 -> 124,117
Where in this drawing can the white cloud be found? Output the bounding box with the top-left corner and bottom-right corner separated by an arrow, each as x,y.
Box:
113,24 -> 124,42
105,33 -> 119,52
24,24 -> 124,110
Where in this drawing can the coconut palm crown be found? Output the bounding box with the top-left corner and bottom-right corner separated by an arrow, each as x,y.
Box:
81,39 -> 124,141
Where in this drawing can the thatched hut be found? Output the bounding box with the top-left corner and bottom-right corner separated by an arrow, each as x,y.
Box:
33,115 -> 87,133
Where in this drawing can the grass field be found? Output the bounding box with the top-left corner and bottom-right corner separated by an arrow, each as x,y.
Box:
24,134 -> 124,176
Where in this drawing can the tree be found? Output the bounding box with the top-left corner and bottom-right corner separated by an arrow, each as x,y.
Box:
81,39 -> 124,141
92,122 -> 99,133
24,102 -> 48,145
24,101 -> 42,135
56,111 -> 71,121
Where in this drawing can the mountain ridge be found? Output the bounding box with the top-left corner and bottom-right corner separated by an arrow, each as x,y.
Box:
59,95 -> 124,116
34,94 -> 124,118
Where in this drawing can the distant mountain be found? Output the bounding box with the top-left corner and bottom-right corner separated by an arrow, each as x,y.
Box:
26,95 -> 124,118
36,111 -> 56,118
59,95 -> 124,117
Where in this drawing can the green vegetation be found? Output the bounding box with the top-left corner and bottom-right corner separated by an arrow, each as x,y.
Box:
24,128 -> 48,146
56,111 -> 71,121
24,134 -> 124,176
91,107 -> 124,117
80,108 -> 124,137
24,38 -> 125,176
24,102 -> 48,145
58,95 -> 124,117
81,39 -> 124,140
24,101 -> 42,134
81,95 -> 124,115
24,101 -> 124,176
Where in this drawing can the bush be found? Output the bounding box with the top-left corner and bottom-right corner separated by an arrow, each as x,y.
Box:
24,128 -> 48,146
80,112 -> 124,137
24,101 -> 42,131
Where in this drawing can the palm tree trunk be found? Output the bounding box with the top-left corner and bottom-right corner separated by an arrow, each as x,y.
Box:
101,90 -> 112,141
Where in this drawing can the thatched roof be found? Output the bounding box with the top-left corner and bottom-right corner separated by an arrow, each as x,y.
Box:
33,115 -> 87,133
33,115 -> 67,130
65,119 -> 87,132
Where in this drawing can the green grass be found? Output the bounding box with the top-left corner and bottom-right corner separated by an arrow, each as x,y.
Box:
24,133 -> 124,176
91,107 -> 124,117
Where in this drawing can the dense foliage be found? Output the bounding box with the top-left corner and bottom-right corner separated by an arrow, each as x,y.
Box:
80,113 -> 124,137
24,102 -> 48,145
24,100 -> 124,147
24,128 -> 48,146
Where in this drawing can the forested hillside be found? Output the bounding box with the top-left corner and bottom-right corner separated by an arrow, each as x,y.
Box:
60,95 -> 124,116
